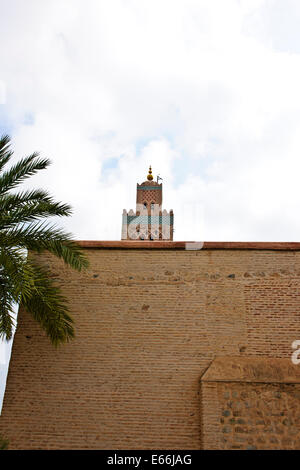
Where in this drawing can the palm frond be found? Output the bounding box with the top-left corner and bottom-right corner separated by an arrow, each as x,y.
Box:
0,136 -> 90,346
0,246 -> 29,300
0,188 -> 59,210
21,261 -> 74,346
0,199 -> 72,230
43,239 -> 90,271
0,221 -> 88,271
0,278 -> 16,341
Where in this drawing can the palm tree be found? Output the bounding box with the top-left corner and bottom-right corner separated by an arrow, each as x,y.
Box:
0,135 -> 89,346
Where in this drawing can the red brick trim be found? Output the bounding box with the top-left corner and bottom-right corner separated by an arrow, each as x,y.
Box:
74,240 -> 300,250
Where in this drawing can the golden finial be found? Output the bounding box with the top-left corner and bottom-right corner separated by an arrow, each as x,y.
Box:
147,165 -> 153,181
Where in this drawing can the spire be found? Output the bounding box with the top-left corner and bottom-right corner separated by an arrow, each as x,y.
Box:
147,165 -> 153,181
122,167 -> 174,240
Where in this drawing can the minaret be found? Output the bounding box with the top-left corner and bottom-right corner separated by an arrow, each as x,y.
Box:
122,166 -> 174,240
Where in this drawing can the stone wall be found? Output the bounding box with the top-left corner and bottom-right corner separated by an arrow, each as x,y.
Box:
1,241 -> 300,449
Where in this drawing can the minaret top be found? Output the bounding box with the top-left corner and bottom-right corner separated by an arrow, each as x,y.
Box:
147,165 -> 153,181
121,166 -> 174,240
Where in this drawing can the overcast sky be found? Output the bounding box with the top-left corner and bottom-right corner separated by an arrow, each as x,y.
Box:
1,0 -> 300,409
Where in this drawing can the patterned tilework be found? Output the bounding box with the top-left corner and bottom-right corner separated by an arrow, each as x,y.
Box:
123,215 -> 174,225
137,186 -> 162,191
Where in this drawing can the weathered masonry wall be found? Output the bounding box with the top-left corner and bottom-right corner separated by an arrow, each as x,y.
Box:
1,241 -> 300,449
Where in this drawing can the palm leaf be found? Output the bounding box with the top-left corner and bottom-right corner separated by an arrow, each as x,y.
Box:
0,135 -> 89,345
0,135 -> 13,173
0,153 -> 51,195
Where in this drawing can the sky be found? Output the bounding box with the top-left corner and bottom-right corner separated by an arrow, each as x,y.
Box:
1,0 -> 300,409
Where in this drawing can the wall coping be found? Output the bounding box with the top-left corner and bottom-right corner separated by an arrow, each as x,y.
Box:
75,241 -> 300,250
201,357 -> 300,384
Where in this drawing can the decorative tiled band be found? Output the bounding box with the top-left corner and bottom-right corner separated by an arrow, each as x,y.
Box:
137,186 -> 162,190
123,215 -> 174,224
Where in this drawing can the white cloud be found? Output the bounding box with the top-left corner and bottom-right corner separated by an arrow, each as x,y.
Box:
1,0 -> 300,245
